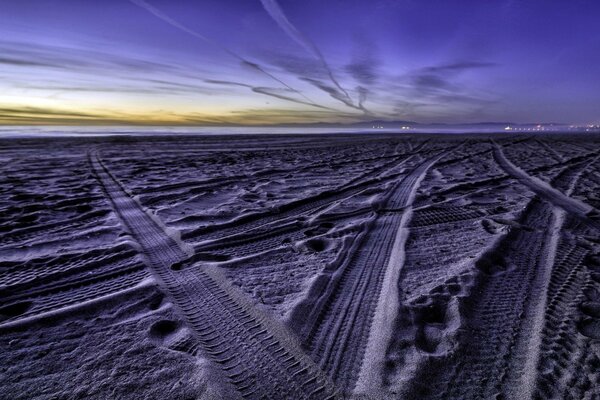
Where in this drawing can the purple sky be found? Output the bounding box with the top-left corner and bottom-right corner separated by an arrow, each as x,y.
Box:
1,0 -> 599,125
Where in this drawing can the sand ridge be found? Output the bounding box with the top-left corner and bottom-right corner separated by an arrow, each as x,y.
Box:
1,133 -> 599,399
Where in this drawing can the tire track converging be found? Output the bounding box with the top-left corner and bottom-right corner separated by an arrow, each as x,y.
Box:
354,150 -> 451,395
517,157 -> 600,400
191,154 -> 420,260
493,141 -> 600,230
289,149 -> 451,392
89,151 -> 340,400
182,141 -> 430,245
530,217 -> 599,399
412,151 -> 593,400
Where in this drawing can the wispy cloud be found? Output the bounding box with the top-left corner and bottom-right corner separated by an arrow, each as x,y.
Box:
227,107 -> 360,125
0,106 -> 128,125
129,0 -> 326,110
0,105 -> 239,125
0,40 -> 184,75
0,40 -> 235,100
259,0 -> 366,113
0,57 -> 57,68
0,13 -> 501,125
422,61 -> 497,73
345,34 -> 381,86
205,79 -> 333,109
0,106 -> 102,118
396,61 -> 499,105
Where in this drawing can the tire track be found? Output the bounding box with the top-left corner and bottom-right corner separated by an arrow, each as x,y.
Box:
191,156 -> 418,260
493,141 -> 600,230
0,244 -> 137,295
406,154 -> 593,400
90,151 -> 339,400
0,264 -> 148,326
288,149 -> 451,393
527,159 -> 600,399
355,150 -> 452,396
410,205 -> 488,227
420,146 -> 597,210
0,209 -> 109,246
535,138 -> 565,163
183,141 -> 429,245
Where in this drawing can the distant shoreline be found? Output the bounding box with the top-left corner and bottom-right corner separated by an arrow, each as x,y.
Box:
1,126 -> 599,139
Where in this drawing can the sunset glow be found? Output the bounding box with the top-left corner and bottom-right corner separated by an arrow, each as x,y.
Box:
1,0 -> 599,125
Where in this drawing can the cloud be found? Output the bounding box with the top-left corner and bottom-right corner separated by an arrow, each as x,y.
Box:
345,33 -> 381,86
227,107 -> 360,124
0,106 -> 102,118
252,87 -> 332,109
0,105 -> 236,125
413,74 -> 453,91
357,86 -> 368,109
258,51 -> 369,113
0,106 -> 130,125
422,61 -> 497,73
17,81 -> 221,96
259,0 -> 323,62
0,57 -> 57,68
129,0 -> 325,109
205,79 -> 332,109
259,0 -> 366,113
0,40 -> 242,99
0,39 -> 185,75
400,61 -> 498,102
346,62 -> 378,86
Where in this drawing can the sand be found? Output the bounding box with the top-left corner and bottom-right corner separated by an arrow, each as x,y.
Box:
1,133 -> 599,399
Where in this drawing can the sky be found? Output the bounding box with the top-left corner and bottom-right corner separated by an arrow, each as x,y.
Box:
1,0 -> 599,126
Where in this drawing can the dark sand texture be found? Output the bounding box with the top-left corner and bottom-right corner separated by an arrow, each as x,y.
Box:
1,134 -> 599,399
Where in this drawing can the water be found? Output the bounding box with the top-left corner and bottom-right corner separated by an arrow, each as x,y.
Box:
0,125 -> 586,138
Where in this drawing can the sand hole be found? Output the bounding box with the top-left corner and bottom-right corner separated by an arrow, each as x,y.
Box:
306,238 -> 329,252
149,320 -> 179,342
494,205 -> 509,213
416,325 -> 443,353
170,261 -> 184,271
447,283 -> 461,295
415,301 -> 447,325
482,219 -> 498,234
476,252 -> 508,275
431,285 -> 445,295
